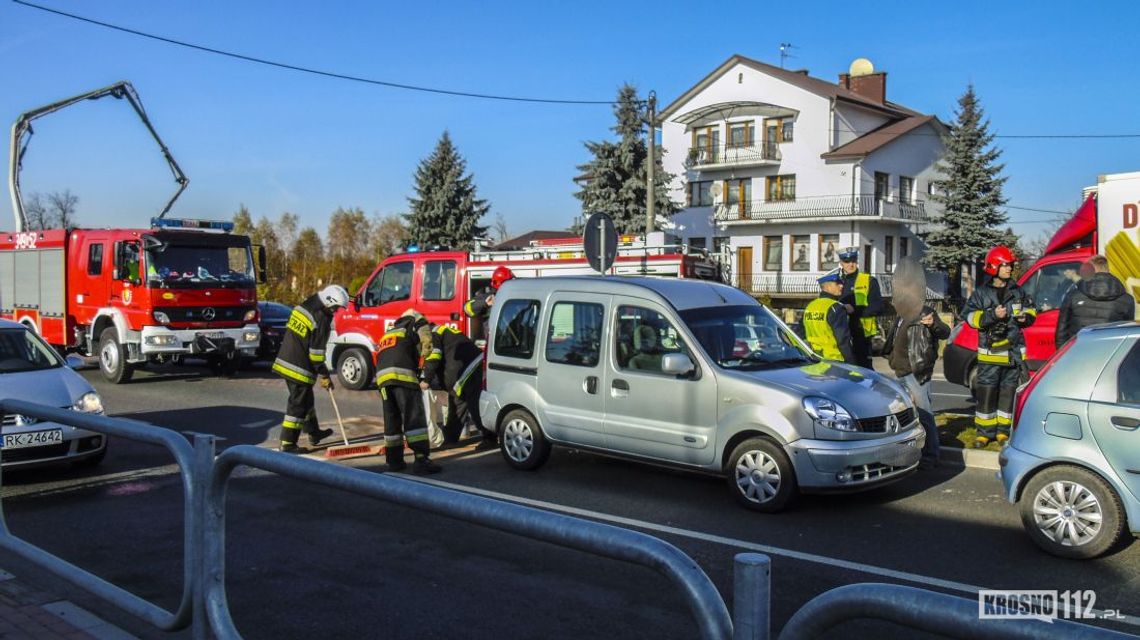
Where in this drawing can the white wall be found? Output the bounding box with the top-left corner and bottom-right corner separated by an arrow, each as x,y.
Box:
833,102 -> 891,148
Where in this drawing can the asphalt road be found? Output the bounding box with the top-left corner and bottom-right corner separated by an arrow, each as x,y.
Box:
1,361 -> 1137,640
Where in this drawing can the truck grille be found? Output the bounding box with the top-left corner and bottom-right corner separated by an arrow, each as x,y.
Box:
155,306 -> 252,323
857,408 -> 916,433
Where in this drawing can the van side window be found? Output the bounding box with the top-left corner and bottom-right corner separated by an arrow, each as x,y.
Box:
422,260 -> 456,301
615,305 -> 689,374
87,244 -> 103,276
495,299 -> 540,359
1119,342 -> 1140,404
545,301 -> 603,367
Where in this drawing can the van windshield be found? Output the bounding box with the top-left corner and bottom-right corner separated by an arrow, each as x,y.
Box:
679,305 -> 815,370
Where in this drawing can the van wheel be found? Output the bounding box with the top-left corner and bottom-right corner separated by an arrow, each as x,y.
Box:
337,347 -> 373,390
726,438 -> 796,513
1019,465 -> 1125,559
98,328 -> 134,384
500,409 -> 550,471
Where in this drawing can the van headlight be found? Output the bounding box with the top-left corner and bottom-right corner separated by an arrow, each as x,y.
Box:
72,392 -> 104,414
803,396 -> 857,432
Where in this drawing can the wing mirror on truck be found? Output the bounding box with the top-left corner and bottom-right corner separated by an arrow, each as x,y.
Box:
661,353 -> 696,377
255,245 -> 267,284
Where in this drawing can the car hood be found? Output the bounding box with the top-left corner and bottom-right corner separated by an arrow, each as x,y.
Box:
730,361 -> 910,417
0,367 -> 93,409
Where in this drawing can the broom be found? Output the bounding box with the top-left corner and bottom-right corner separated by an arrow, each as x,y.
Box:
324,386 -> 384,460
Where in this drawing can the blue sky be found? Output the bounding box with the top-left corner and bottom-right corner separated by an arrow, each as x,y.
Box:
1,0 -> 1137,246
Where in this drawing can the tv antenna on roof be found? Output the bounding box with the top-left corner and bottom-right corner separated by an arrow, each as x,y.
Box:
779,43 -> 796,68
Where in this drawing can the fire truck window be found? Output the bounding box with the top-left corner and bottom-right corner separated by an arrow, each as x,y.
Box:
122,243 -> 141,281
378,261 -> 413,305
1023,261 -> 1081,312
87,244 -> 103,276
422,260 -> 457,301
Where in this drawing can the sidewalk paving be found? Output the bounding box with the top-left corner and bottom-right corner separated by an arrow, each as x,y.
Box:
0,567 -> 136,640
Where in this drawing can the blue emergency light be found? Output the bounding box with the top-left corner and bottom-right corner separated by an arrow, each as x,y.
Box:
150,217 -> 235,232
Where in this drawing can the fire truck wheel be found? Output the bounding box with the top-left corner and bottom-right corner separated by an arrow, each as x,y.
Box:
98,328 -> 135,384
336,347 -> 373,391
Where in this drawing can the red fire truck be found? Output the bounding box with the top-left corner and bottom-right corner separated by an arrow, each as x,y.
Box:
0,82 -> 264,382
329,234 -> 722,389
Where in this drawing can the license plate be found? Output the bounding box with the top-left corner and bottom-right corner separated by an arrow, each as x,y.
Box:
198,332 -> 225,340
2,429 -> 64,449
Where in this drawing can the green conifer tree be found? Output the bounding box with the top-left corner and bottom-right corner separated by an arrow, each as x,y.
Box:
405,131 -> 489,250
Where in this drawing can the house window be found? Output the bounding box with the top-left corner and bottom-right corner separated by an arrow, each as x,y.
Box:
782,120 -> 794,142
819,234 -> 840,271
688,237 -> 707,250
763,236 -> 783,271
691,126 -> 720,165
885,236 -> 895,273
727,122 -> 753,148
766,175 -> 795,202
900,237 -> 909,259
899,176 -> 914,205
791,235 -> 810,271
688,181 -> 713,207
713,236 -> 730,256
875,172 -> 890,201
725,179 -> 753,216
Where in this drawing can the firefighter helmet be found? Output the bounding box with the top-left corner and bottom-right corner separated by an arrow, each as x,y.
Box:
491,266 -> 515,290
319,284 -> 350,309
983,246 -> 1016,276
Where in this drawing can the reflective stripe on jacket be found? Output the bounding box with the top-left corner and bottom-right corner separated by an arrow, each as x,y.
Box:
375,321 -> 421,389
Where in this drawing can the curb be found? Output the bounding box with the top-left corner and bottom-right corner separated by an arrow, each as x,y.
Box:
939,446 -> 1000,470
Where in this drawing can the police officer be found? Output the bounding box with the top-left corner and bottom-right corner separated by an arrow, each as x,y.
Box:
272,285 -> 348,453
837,247 -> 884,368
464,265 -> 515,339
804,269 -> 855,363
375,309 -> 441,474
423,323 -> 497,450
963,246 -> 1036,447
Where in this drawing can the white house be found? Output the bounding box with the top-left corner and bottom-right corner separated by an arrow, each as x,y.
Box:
662,54 -> 946,302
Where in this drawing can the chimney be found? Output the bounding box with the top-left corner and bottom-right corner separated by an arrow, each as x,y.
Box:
839,58 -> 887,103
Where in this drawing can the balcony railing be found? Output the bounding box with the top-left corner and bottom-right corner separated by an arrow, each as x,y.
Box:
714,195 -> 928,223
733,272 -> 945,298
685,142 -> 781,169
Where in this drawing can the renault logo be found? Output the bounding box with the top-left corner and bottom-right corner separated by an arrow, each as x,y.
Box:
202,307 -> 216,321
886,414 -> 900,433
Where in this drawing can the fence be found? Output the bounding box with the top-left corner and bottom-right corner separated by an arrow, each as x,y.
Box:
1,399 -> 1134,640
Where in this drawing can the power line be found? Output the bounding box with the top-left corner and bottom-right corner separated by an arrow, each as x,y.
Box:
13,0 -> 620,105
1002,204 -> 1074,215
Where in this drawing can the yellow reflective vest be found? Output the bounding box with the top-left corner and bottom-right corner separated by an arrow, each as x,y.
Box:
804,297 -> 845,361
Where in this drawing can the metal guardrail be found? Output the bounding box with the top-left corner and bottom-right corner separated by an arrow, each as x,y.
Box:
1,400 -> 1136,640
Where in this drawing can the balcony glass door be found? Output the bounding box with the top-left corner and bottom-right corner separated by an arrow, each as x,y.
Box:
725,179 -> 752,218
693,127 -> 720,165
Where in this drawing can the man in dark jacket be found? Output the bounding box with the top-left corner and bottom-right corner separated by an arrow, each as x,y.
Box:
423,324 -> 496,450
1055,255 -> 1136,346
272,285 -> 348,453
464,266 -> 515,341
887,306 -> 951,468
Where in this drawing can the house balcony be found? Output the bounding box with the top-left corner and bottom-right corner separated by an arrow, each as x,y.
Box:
714,195 -> 929,224
685,142 -> 781,171
733,272 -> 944,299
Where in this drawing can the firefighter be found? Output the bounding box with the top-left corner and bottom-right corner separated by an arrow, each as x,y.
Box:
963,246 -> 1036,447
804,269 -> 856,363
464,265 -> 515,339
837,247 -> 884,368
272,285 -> 349,453
375,309 -> 442,474
423,323 -> 497,450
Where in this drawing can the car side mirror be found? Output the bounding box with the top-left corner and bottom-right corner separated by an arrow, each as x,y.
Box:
351,294 -> 361,312
64,355 -> 85,369
661,353 -> 695,377
255,245 -> 268,284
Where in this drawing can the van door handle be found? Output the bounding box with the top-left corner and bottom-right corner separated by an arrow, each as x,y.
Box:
611,378 -> 629,399
1111,416 -> 1140,430
584,376 -> 598,394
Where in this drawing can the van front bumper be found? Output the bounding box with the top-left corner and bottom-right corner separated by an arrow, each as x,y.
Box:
788,425 -> 924,492
139,325 -> 260,356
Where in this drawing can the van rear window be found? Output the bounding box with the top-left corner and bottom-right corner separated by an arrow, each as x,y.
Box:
495,299 -> 540,359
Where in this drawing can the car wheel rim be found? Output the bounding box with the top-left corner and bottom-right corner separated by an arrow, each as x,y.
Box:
1032,480 -> 1103,547
503,418 -> 533,462
735,450 -> 781,504
341,356 -> 362,385
100,342 -> 118,372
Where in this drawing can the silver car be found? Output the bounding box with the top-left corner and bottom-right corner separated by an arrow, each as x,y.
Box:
999,321 -> 1140,559
0,319 -> 107,469
480,277 -> 923,512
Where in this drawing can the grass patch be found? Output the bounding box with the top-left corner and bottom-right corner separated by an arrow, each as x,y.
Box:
935,413 -> 1002,451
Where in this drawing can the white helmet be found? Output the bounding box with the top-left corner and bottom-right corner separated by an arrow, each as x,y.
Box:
319,285 -> 350,309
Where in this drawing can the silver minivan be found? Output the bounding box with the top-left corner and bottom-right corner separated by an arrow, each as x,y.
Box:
479,277 -> 923,512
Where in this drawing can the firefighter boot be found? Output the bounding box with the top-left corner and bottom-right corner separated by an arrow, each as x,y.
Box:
996,432 -> 1010,445
413,456 -> 442,475
308,428 -> 334,446
973,435 -> 990,449
386,446 -> 407,472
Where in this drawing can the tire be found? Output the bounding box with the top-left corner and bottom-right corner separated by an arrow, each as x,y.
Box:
726,437 -> 797,513
336,347 -> 373,391
499,409 -> 551,471
1019,465 -> 1125,559
98,328 -> 134,384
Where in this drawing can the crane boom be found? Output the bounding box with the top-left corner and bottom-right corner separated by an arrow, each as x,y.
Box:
8,80 -> 188,232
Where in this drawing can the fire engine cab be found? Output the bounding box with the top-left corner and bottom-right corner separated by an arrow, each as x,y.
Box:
329,233 -> 722,389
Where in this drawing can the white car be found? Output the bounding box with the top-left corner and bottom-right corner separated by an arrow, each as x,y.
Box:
0,319 -> 107,469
